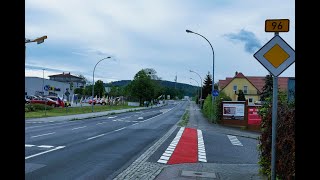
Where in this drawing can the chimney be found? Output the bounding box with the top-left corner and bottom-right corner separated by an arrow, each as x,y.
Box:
235,71 -> 238,76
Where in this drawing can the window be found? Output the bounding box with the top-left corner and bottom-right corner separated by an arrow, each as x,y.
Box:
248,98 -> 253,103
243,86 -> 248,94
233,85 -> 237,92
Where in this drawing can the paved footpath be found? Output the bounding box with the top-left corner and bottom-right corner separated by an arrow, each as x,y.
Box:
113,101 -> 267,180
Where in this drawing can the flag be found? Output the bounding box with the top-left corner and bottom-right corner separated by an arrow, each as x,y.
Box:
58,96 -> 64,107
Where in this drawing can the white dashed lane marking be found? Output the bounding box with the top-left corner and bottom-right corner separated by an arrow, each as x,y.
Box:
71,126 -> 86,130
227,135 -> 243,146
31,132 -> 55,138
25,146 -> 65,160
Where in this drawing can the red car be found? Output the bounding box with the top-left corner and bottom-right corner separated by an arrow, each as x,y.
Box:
30,97 -> 60,107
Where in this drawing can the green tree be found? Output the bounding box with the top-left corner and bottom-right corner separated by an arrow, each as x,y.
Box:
143,68 -> 161,80
74,88 -> 84,95
202,72 -> 212,101
77,74 -> 89,85
237,90 -> 246,101
260,74 -> 273,101
94,80 -> 105,98
127,70 -> 155,106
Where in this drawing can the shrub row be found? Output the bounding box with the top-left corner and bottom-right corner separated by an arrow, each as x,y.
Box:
258,98 -> 295,179
25,104 -> 53,112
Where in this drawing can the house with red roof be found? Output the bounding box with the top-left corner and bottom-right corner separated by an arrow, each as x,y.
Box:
218,72 -> 290,104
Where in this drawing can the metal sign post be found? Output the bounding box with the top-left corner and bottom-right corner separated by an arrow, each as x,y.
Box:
253,19 -> 294,180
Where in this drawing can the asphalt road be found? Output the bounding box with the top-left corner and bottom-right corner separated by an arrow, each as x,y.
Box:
25,101 -> 188,179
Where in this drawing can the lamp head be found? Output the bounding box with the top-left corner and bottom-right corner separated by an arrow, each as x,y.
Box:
186,29 -> 193,33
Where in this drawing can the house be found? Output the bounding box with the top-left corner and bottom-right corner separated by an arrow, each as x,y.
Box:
218,72 -> 290,104
48,72 -> 86,89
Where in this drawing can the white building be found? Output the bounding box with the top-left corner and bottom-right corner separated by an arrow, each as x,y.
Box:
25,77 -> 74,100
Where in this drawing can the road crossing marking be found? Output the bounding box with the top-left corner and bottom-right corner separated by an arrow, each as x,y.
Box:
227,135 -> 243,146
157,127 -> 184,164
197,130 -> 207,162
157,127 -> 207,164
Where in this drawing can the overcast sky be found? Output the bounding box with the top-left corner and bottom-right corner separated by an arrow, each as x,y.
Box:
25,0 -> 295,86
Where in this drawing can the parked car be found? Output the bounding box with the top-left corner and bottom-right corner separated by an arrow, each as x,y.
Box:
46,96 -> 66,107
25,98 -> 30,104
25,95 -> 38,100
88,98 -> 97,105
30,97 -> 60,107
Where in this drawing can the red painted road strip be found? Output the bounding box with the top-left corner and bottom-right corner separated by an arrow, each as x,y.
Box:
167,128 -> 198,164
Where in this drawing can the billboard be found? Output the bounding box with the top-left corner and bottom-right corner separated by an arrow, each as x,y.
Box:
223,103 -> 245,120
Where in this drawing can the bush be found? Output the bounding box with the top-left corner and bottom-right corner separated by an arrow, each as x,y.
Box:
258,97 -> 295,179
202,92 -> 231,123
25,104 -> 53,112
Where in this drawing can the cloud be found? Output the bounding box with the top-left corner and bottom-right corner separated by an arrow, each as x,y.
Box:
224,29 -> 262,54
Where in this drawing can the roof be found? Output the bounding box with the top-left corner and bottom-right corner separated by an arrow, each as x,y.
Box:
48,72 -> 82,79
218,72 -> 290,92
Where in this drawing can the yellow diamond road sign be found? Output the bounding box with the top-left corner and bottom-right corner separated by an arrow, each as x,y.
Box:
253,35 -> 295,76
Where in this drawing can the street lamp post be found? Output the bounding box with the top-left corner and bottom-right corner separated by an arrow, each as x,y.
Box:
186,29 -> 215,121
190,78 -> 200,103
25,36 -> 47,97
43,69 -> 47,116
92,57 -> 111,112
189,70 -> 203,105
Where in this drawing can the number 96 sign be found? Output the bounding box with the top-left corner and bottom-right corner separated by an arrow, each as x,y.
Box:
265,19 -> 289,32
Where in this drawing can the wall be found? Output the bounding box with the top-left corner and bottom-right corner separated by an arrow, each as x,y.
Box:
221,78 -> 260,102
25,77 -> 74,100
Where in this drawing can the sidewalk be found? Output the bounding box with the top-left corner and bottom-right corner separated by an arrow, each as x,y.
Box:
155,101 -> 267,180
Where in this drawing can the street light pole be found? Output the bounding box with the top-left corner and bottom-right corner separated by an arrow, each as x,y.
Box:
190,78 -> 200,103
25,36 -> 47,96
190,70 -> 203,104
186,29 -> 215,121
92,57 -> 111,112
43,68 -> 47,116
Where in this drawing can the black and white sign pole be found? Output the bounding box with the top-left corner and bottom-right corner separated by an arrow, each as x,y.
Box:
271,33 -> 279,180
254,19 -> 294,180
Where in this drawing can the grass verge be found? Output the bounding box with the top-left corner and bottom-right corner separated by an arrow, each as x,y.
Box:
25,105 -> 140,119
178,110 -> 189,127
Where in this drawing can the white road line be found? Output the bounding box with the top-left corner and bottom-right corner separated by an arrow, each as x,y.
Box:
38,145 -> 54,148
71,126 -> 87,130
108,116 -> 117,119
227,135 -> 243,146
87,134 -> 105,140
132,123 -> 139,126
25,146 -> 65,160
25,144 -> 35,147
138,117 -> 144,119
197,130 -> 207,162
97,122 -> 109,124
25,125 -> 48,129
157,127 -> 185,164
114,127 -> 126,132
31,132 -> 55,138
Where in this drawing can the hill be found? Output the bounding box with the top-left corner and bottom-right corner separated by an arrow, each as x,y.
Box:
104,80 -> 198,97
